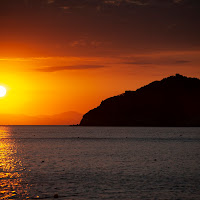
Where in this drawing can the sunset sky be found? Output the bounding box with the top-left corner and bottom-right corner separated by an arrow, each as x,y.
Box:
0,0 -> 200,124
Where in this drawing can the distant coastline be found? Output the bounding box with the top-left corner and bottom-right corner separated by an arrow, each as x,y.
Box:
0,111 -> 82,126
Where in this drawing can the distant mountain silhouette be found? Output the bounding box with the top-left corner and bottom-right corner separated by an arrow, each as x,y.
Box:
80,74 -> 200,126
0,111 -> 82,125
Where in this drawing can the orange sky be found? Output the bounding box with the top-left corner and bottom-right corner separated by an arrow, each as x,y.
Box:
0,0 -> 200,124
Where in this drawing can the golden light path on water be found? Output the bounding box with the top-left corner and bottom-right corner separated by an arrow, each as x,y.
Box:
0,126 -> 29,199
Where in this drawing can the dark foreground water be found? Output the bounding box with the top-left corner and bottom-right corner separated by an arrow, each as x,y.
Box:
0,126 -> 200,200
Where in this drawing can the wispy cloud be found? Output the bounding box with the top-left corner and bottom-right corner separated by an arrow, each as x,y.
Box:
36,65 -> 106,72
70,39 -> 102,48
175,60 -> 191,64
119,51 -> 196,66
122,60 -> 191,65
123,61 -> 153,65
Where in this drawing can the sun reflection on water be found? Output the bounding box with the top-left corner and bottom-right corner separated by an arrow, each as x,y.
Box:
0,126 -> 29,199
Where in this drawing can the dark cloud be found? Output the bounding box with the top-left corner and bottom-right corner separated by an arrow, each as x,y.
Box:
0,0 -> 200,57
120,56 -> 192,66
123,61 -> 153,65
175,60 -> 191,64
1,0 -> 199,15
36,65 -> 106,72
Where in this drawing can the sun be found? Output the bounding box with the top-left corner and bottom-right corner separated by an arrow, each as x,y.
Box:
0,86 -> 7,97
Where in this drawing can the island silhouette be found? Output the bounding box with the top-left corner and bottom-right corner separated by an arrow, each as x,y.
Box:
80,74 -> 200,126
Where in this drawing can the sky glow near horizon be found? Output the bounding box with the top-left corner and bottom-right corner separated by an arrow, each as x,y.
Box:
0,0 -> 200,123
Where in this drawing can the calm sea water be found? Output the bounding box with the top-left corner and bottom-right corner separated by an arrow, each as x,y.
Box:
0,126 -> 200,200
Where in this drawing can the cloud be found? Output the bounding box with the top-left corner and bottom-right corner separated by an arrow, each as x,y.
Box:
120,53 -> 192,66
103,0 -> 148,6
123,61 -> 153,65
175,60 -> 191,64
174,0 -> 183,3
1,0 -> 200,58
36,65 -> 106,72
70,40 -> 87,47
70,39 -> 102,48
1,0 -> 200,16
48,0 -> 55,4
123,60 -> 191,65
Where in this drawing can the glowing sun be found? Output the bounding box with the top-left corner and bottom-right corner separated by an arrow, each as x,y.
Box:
0,86 -> 6,97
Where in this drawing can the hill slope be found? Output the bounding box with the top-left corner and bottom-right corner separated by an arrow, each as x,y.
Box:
80,74 -> 200,126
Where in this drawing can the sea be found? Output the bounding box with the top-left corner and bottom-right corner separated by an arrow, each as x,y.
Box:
0,126 -> 200,200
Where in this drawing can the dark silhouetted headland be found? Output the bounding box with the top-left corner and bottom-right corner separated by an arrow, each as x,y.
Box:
80,74 -> 200,126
